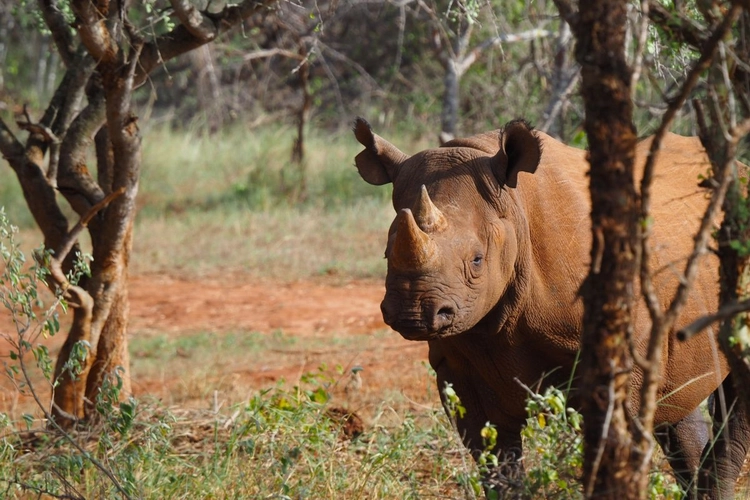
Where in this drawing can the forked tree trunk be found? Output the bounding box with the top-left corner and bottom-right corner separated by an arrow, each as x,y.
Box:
0,0 -> 276,429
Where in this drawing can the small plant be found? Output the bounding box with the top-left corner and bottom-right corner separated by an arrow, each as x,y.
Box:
442,378 -> 685,499
521,386 -> 584,498
0,209 -> 133,498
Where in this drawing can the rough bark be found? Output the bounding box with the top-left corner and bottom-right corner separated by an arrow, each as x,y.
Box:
558,0 -> 642,497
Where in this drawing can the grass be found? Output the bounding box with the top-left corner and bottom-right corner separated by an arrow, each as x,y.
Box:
1,122 -> 414,280
1,378 -> 476,499
131,200 -> 392,279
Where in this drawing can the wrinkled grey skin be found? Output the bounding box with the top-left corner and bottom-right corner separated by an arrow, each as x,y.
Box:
353,117 -> 750,499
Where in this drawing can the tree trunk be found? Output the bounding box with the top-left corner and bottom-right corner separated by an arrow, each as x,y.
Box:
572,0 -> 643,497
440,59 -> 460,143
0,0 -> 277,430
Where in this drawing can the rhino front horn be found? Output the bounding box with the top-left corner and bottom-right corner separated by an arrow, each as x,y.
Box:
391,208 -> 438,271
414,185 -> 447,233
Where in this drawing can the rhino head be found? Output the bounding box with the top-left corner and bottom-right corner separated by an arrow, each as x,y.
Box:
354,118 -> 542,341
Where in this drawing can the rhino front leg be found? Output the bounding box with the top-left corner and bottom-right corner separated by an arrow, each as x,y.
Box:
481,436 -> 526,499
697,378 -> 750,499
434,372 -> 525,497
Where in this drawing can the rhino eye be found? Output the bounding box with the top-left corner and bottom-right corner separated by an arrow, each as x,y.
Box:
472,255 -> 484,266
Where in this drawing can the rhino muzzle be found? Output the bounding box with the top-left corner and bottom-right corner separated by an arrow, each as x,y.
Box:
381,294 -> 457,340
384,186 -> 458,339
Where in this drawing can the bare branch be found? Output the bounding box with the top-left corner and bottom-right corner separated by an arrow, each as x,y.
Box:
57,95 -> 107,216
242,47 -> 305,61
540,68 -> 580,134
317,41 -> 381,90
0,118 -> 25,164
678,299 -> 750,341
38,0 -> 77,66
636,2 -> 744,437
16,114 -> 61,145
647,0 -> 708,50
47,187 -> 124,310
551,0 -> 577,28
136,0 -> 278,87
70,0 -> 118,64
169,0 -> 217,41
474,29 -> 554,56
0,120 -> 71,261
639,2 -> 743,309
630,0 -> 651,95
45,51 -> 97,184
673,115 -> 750,347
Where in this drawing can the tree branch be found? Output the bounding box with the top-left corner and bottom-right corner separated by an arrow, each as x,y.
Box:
169,0 -> 217,41
639,3 -> 742,326
647,0 -> 708,50
540,68 -> 580,134
48,188 -> 125,308
45,51 -> 97,184
38,0 -> 77,67
70,0 -> 117,64
56,94 -> 107,216
552,0 -> 577,27
630,0 -> 651,95
0,118 -> 25,164
0,119 -> 70,261
636,3 -> 744,442
136,0 -> 278,87
678,299 -> 750,341
677,115 -> 750,341
16,107 -> 61,145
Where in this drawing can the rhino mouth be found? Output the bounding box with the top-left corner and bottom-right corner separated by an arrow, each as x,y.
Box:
381,306 -> 457,341
391,323 -> 441,341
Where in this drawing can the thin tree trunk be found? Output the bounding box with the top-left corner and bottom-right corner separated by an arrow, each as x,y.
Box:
572,0 -> 643,497
440,59 -> 460,143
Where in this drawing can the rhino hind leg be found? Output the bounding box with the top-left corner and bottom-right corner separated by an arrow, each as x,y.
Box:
655,406 -> 710,494
696,378 -> 750,499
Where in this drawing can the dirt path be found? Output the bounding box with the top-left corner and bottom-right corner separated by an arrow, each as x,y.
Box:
1,274 -> 433,415
127,274 -> 390,337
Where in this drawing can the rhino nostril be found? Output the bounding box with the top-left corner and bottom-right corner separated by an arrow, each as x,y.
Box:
437,306 -> 455,320
433,305 -> 456,332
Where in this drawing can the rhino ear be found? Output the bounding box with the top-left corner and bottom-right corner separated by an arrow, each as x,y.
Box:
353,117 -> 408,185
492,120 -> 542,188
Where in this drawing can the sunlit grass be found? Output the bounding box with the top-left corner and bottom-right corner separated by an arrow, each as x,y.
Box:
0,123 -> 413,279
131,200 -> 391,279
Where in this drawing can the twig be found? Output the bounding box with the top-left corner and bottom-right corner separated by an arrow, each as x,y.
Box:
15,328 -> 132,499
584,362 -> 616,499
676,117 -> 750,341
15,106 -> 61,145
540,68 -> 580,133
678,298 -> 750,341
169,0 -> 217,41
48,188 -> 125,306
638,1 -> 743,343
630,0 -> 650,96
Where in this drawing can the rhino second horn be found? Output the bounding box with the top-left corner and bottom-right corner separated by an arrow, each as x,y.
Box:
414,185 -> 448,233
391,208 -> 438,271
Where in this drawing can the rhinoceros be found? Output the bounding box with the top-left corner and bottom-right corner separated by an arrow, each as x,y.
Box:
353,117 -> 750,498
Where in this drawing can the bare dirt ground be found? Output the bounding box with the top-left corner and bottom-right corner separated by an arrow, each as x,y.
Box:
127,274 -> 432,409
1,274 -> 435,420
